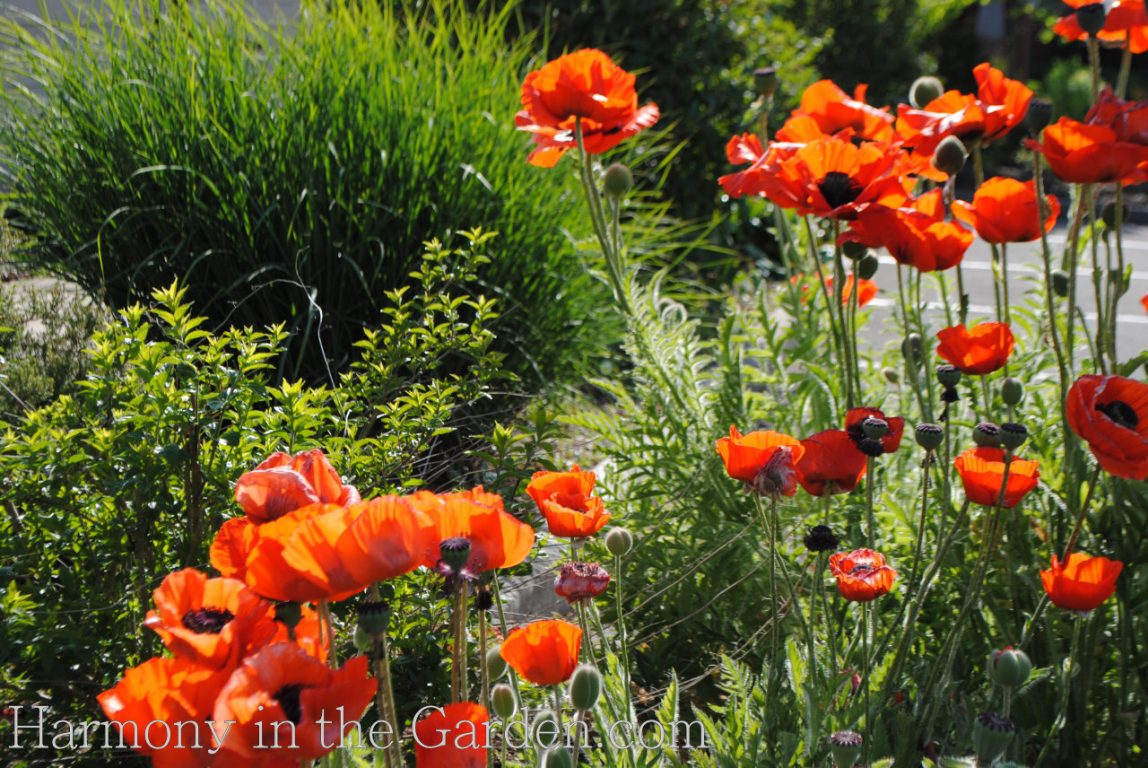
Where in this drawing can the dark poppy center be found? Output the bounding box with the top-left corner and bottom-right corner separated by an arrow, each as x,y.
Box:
850,565 -> 874,577
818,171 -> 863,209
1097,400 -> 1139,429
273,684 -> 307,725
181,607 -> 234,634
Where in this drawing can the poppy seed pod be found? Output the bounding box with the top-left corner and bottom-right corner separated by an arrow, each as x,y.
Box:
857,252 -> 880,280
569,664 -> 603,711
1102,201 -> 1128,230
1026,98 -> 1053,134
862,417 -> 890,439
915,423 -> 944,451
842,240 -> 868,260
932,135 -> 969,177
530,710 -> 561,748
542,747 -> 575,768
486,646 -> 508,680
274,601 -> 303,632
999,422 -> 1028,451
803,524 -> 840,552
603,163 -> 634,199
352,624 -> 372,653
989,647 -> 1033,688
1076,3 -> 1108,36
439,537 -> 472,572
356,599 -> 391,637
937,364 -> 962,388
490,683 -> 517,719
973,422 -> 1002,448
829,730 -> 863,768
973,711 -> 1015,766
909,76 -> 944,108
754,67 -> 779,99
1052,269 -> 1070,297
1001,377 -> 1024,406
605,527 -> 634,556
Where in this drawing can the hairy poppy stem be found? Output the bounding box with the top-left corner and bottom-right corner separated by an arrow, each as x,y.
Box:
865,456 -> 876,548
1034,615 -> 1085,768
574,119 -> 629,313
805,217 -> 848,402
896,265 -> 929,421
1086,185 -> 1109,374
861,601 -> 872,766
1107,185 -> 1126,369
1061,465 -> 1104,563
613,553 -> 635,725
1117,38 -> 1133,98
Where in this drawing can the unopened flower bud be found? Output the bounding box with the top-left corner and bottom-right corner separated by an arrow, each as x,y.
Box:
603,163 -> 633,199
862,416 -> 890,439
990,647 -> 1033,688
542,747 -> 575,768
932,135 -> 968,177
829,730 -> 863,768
555,562 -> 611,603
1001,377 -> 1024,406
915,423 -> 944,451
973,711 -> 1015,765
910,76 -> 944,108
440,537 -> 471,571
754,67 -> 779,99
857,252 -> 880,280
487,646 -> 508,680
569,664 -> 603,711
999,422 -> 1028,451
842,240 -> 868,260
902,333 -> 923,368
803,524 -> 840,552
491,683 -> 518,719
973,422 -> 1002,448
1077,3 -> 1108,36
605,527 -> 634,556
530,710 -> 561,748
1052,269 -> 1070,298
357,599 -> 391,636
937,364 -> 962,388
1102,201 -> 1128,230
1026,98 -> 1053,134
883,367 -> 901,385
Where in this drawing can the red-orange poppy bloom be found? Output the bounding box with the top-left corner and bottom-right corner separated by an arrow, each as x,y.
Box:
845,189 -> 974,272
845,406 -> 905,455
526,465 -> 611,538
234,449 -> 360,523
795,429 -> 867,496
515,48 -> 660,168
1054,0 -> 1148,54
143,568 -> 278,669
1033,116 -> 1148,184
953,447 -> 1041,508
823,274 -> 879,307
98,656 -> 231,768
414,702 -> 490,768
715,426 -> 805,496
778,80 -> 895,143
554,561 -> 611,603
408,488 -> 535,578
500,619 -> 582,686
828,549 -> 897,602
212,643 -> 375,763
1142,292 -> 1148,312
1040,552 -> 1124,612
952,177 -> 1060,244
1066,374 -> 1148,480
935,322 -> 1016,375
270,602 -> 328,663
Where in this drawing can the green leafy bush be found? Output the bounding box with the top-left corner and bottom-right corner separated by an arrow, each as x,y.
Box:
0,0 -> 601,393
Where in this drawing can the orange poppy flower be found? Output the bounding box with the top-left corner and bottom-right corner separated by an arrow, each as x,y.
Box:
828,548 -> 897,602
954,447 -> 1040,508
515,48 -> 660,168
414,702 -> 490,768
935,322 -> 1015,375
211,643 -> 376,763
715,426 -> 805,496
1054,0 -> 1148,54
234,449 -> 360,523
526,465 -> 611,539
143,568 -> 278,668
270,602 -> 328,663
1142,292 -> 1148,312
778,80 -> 895,143
823,274 -> 879,307
845,189 -> 974,272
500,619 -> 582,686
845,406 -> 905,455
408,488 -> 535,578
1066,374 -> 1148,480
1040,552 -> 1123,612
98,656 -> 231,768
1033,117 -> 1148,184
952,177 -> 1060,244
718,132 -> 805,199
795,429 -> 867,496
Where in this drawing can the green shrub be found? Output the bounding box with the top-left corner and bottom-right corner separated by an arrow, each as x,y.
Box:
0,0 -> 601,394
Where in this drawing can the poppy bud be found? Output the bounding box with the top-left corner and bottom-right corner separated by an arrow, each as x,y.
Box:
440,537 -> 471,571
274,601 -> 303,632
1077,3 -> 1108,36
1001,377 -> 1024,406
999,422 -> 1028,451
605,527 -> 634,556
973,422 -> 1002,448
542,747 -> 575,768
989,647 -> 1033,688
555,562 -> 611,603
883,367 -> 900,385
909,76 -> 944,108
937,364 -> 962,388
1026,98 -> 1053,134
491,683 -> 518,719
857,252 -> 880,280
973,711 -> 1015,765
569,664 -> 603,711
357,599 -> 391,636
902,333 -> 923,368
862,417 -> 890,439
804,524 -> 840,552
932,135 -> 968,177
530,710 -> 561,748
915,423 -> 944,451
843,240 -> 868,260
603,163 -> 634,200
1101,201 -> 1128,230
487,646 -> 508,680
754,67 -> 779,99
1051,269 -> 1070,298
829,730 -> 863,768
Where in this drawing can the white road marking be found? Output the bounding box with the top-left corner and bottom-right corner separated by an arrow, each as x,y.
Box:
874,254 -> 1148,282
865,296 -> 1148,324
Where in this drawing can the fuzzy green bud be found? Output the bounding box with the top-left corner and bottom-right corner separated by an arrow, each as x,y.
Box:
1001,377 -> 1024,406
605,527 -> 634,556
491,683 -> 518,719
857,252 -> 880,280
542,748 -> 574,768
910,76 -> 944,108
603,163 -> 634,199
902,333 -> 924,368
932,135 -> 968,177
486,646 -> 508,680
569,664 -> 603,711
1051,269 -> 1070,298
989,647 -> 1033,689
883,367 -> 901,385
530,710 -> 561,749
